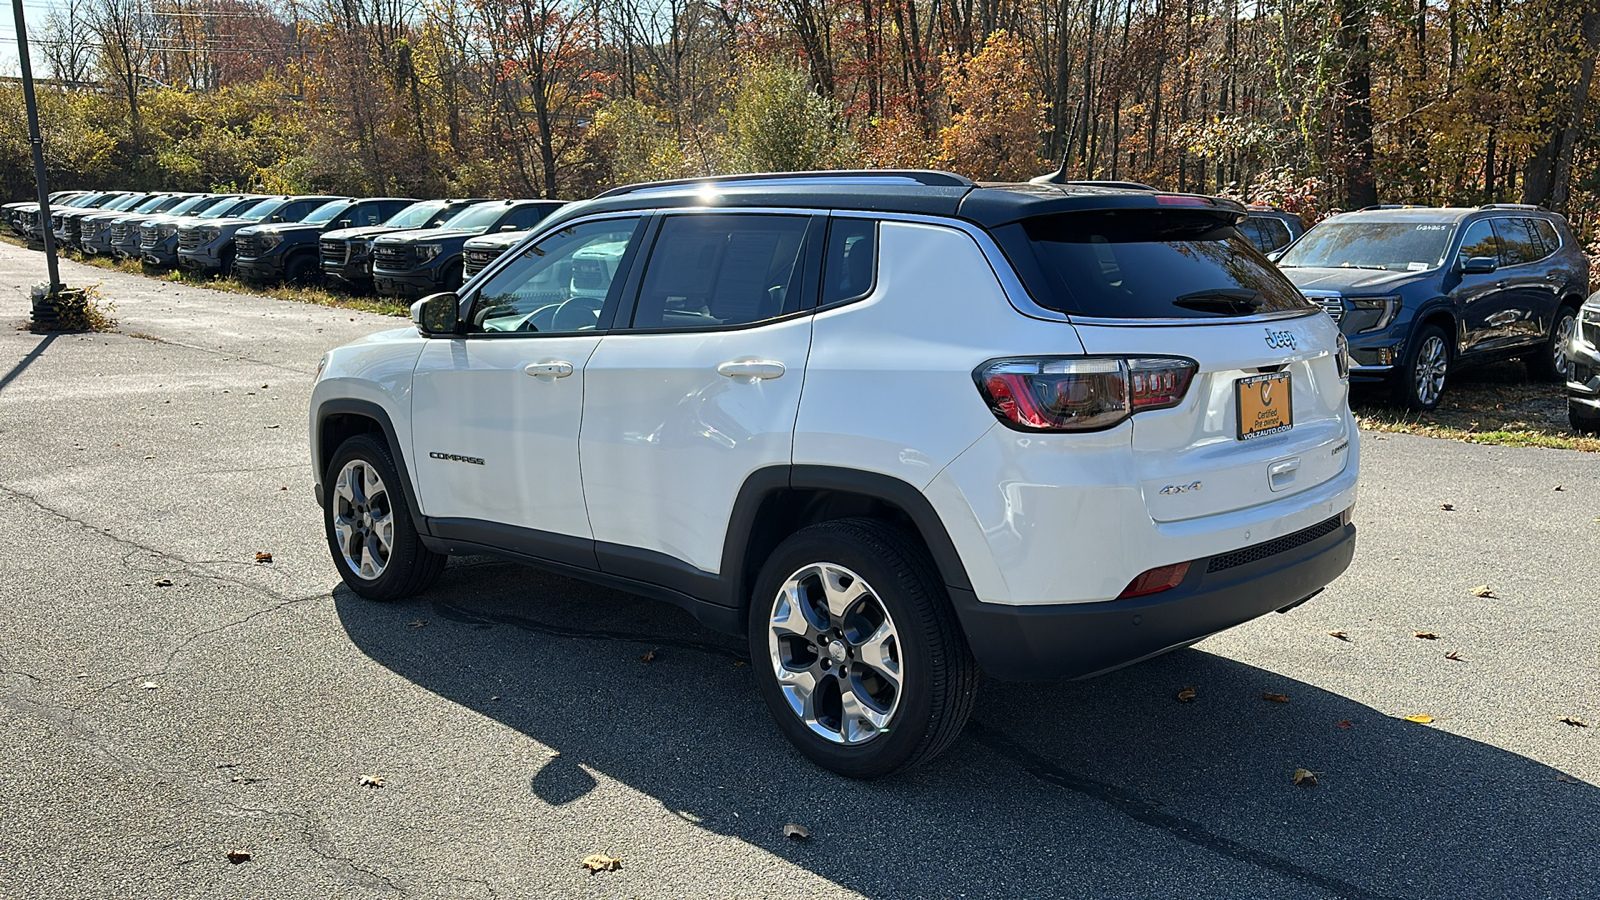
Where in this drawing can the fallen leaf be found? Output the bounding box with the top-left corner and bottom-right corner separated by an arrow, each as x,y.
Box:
1334,719 -> 1353,729
1557,774 -> 1581,784
359,775 -> 384,788
216,761 -> 239,769
782,823 -> 811,841
143,454 -> 155,460
231,775 -> 264,784
260,383 -> 269,389
1293,768 -> 1318,786
141,682 -> 159,690
1444,651 -> 1462,661
1554,485 -> 1564,491
253,552 -> 272,563
581,853 -> 621,873
279,486 -> 287,491
1327,631 -> 1350,641
1414,631 -> 1438,640
733,661 -> 747,667
1262,693 -> 1290,703
639,649 -> 658,663
1440,503 -> 1454,511
407,620 -> 427,628
1558,717 -> 1589,728
1176,686 -> 1197,703
1403,714 -> 1434,724
1469,585 -> 1495,598
154,578 -> 172,587
226,850 -> 251,864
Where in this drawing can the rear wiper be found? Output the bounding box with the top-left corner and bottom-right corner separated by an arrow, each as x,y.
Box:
1173,288 -> 1264,315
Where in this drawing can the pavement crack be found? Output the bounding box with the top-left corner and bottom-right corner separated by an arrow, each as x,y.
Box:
296,816 -> 406,894
1,481 -> 300,601
967,721 -> 1403,900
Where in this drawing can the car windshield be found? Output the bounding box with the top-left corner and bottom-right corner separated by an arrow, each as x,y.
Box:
440,203 -> 508,232
197,199 -> 256,219
302,200 -> 354,225
132,196 -> 170,213
168,195 -> 216,215
1278,221 -> 1454,271
238,199 -> 286,222
383,201 -> 448,228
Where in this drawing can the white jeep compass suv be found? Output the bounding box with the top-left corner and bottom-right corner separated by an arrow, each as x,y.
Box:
310,171 -> 1360,778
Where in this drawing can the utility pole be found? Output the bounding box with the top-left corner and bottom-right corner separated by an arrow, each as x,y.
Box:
11,0 -> 61,294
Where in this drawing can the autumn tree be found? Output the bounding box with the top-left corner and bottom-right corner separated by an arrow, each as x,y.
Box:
938,32 -> 1045,181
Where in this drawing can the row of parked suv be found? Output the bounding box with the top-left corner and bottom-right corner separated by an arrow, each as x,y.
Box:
8,183 -> 1594,427
3,190 -> 566,298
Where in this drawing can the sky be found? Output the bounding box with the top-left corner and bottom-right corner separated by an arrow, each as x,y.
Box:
1,0 -> 71,79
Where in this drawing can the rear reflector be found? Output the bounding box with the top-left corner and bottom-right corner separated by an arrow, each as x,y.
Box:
1118,562 -> 1191,598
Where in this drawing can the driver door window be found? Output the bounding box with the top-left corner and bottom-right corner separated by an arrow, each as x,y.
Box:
468,217 -> 642,335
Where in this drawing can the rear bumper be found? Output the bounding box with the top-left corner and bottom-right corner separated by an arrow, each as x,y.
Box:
953,515 -> 1357,680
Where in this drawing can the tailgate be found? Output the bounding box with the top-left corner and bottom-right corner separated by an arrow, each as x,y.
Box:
1073,312 -> 1352,522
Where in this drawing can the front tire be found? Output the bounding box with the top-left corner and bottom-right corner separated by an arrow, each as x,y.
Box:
324,434 -> 446,601
1392,323 -> 1451,411
747,519 -> 977,779
1529,305 -> 1578,382
1572,402 -> 1600,435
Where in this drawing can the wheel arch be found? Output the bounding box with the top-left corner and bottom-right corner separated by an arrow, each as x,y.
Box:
721,465 -> 975,626
314,398 -> 429,534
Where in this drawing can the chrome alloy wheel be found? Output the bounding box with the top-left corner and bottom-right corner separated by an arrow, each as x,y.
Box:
768,563 -> 903,745
1553,312 -> 1576,380
332,459 -> 395,581
1414,334 -> 1448,407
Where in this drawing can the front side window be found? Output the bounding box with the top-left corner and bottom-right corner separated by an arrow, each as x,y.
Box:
630,213 -> 811,330
469,217 -> 640,335
1456,219 -> 1500,266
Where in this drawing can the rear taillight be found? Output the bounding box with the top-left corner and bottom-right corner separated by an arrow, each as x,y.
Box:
974,356 -> 1197,432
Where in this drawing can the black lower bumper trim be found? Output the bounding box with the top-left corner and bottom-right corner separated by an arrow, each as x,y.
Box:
951,518 -> 1357,681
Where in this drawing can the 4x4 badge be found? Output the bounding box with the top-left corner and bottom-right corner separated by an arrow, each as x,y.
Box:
1264,328 -> 1298,350
1159,481 -> 1203,495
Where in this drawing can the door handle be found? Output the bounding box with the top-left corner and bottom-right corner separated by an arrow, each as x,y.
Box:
716,359 -> 786,381
524,361 -> 574,378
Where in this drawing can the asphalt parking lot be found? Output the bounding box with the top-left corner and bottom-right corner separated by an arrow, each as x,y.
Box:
1,243 -> 1597,899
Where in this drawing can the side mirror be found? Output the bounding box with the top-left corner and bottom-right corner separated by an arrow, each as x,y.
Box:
412,292 -> 460,336
1461,256 -> 1498,275
271,215 -> 285,223
337,219 -> 351,228
499,224 -> 519,232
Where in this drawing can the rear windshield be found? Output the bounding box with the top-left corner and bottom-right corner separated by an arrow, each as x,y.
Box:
994,210 -> 1315,319
1278,221 -> 1454,271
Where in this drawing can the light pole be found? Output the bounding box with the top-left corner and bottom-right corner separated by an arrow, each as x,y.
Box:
11,0 -> 61,296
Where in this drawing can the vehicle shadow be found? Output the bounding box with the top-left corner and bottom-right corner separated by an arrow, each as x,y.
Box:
334,561 -> 1600,899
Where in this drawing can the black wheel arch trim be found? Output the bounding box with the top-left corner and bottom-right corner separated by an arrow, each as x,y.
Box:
313,398 -> 430,537
719,465 -> 975,611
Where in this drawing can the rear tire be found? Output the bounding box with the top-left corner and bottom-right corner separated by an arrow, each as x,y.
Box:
1529,305 -> 1579,383
1392,323 -> 1451,412
747,518 -> 977,779
324,435 -> 446,601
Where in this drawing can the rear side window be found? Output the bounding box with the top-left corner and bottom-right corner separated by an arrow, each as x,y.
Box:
1252,217 -> 1292,250
995,210 -> 1314,319
1492,218 -> 1541,266
630,214 -> 811,330
821,219 -> 877,305
1532,219 -> 1562,254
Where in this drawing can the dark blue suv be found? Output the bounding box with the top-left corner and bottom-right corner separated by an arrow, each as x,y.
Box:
1276,205 -> 1587,410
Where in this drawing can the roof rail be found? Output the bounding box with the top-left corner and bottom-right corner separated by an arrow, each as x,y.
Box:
1478,202 -> 1543,211
1358,204 -> 1423,210
595,169 -> 975,199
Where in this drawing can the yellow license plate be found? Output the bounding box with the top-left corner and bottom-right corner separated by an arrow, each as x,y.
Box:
1236,372 -> 1293,440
